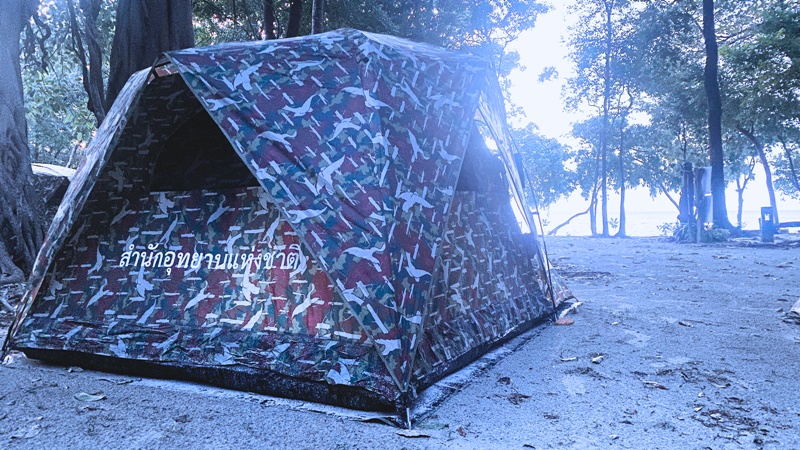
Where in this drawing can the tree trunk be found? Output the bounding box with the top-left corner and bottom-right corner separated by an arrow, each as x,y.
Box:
599,0 -> 613,237
616,125 -> 626,238
734,157 -> 755,228
779,137 -> 800,196
737,127 -> 779,225
702,0 -> 733,229
658,181 -> 680,212
263,0 -> 276,39
589,190 -> 598,236
548,206 -> 591,236
682,163 -> 697,240
734,177 -> 744,228
589,155 -> 601,236
0,0 -> 45,283
105,0 -> 194,110
68,0 -> 106,125
286,0 -> 303,38
311,0 -> 324,34
694,169 -> 706,242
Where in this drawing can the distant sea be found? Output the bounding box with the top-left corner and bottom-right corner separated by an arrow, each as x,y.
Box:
539,209 -> 800,237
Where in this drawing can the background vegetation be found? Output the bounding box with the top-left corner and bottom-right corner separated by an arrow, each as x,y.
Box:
3,0 -> 800,279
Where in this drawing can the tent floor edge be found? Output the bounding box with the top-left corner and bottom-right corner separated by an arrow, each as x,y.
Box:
16,347 -> 396,412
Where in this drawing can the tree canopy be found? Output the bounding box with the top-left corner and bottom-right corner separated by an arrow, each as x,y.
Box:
4,0 -> 800,275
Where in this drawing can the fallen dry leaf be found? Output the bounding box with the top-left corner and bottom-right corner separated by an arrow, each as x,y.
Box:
506,392 -> 532,405
99,377 -> 136,385
396,429 -> 430,438
10,424 -> 41,440
558,301 -> 583,318
554,318 -> 574,326
642,380 -> 668,390
74,392 -> 106,402
457,426 -> 467,437
791,299 -> 800,315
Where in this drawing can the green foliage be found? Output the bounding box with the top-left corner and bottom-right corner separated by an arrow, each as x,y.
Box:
721,1 -> 800,199
22,0 -> 116,167
658,221 -> 730,242
27,0 -> 800,218
194,0 -> 280,44
703,225 -> 731,242
193,0 -> 549,104
629,1 -> 709,180
24,58 -> 97,167
512,124 -> 577,208
22,0 -> 115,167
560,0 -> 800,235
774,137 -> 800,199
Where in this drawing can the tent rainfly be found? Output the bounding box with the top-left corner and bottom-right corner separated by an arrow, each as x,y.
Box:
3,29 -> 572,415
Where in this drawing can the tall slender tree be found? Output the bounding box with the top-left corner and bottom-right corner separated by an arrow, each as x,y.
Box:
311,0 -> 324,34
67,0 -> 106,125
285,0 -> 303,37
702,0 -> 733,229
263,0 -> 277,39
566,0 -> 638,236
0,0 -> 44,283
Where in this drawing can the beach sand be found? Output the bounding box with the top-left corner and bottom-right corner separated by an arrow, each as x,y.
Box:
1,236 -> 798,449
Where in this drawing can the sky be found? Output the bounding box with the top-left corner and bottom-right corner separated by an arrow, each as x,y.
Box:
503,1 -> 797,235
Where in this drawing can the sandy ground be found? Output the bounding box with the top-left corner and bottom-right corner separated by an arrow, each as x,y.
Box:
1,236 -> 798,449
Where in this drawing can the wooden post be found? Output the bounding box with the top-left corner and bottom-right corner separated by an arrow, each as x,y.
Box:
681,162 -> 695,241
694,168 -> 706,242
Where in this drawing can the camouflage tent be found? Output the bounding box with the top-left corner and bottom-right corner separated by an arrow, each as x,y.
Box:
4,29 -> 571,414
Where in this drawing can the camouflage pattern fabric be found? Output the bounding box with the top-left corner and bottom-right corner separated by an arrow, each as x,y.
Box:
165,29 -> 489,391
14,187 -> 396,398
414,189 -> 550,385
5,29 -> 572,410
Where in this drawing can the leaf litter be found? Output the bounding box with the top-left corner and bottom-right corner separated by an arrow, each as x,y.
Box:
74,392 -> 107,402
